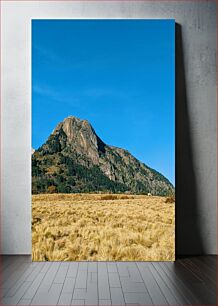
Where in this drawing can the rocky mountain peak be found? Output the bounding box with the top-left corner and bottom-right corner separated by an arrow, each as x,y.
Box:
34,116 -> 174,196
52,116 -> 92,137
49,116 -> 105,165
64,116 -> 93,141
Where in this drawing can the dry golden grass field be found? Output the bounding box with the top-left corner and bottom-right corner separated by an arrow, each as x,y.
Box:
32,193 -> 175,261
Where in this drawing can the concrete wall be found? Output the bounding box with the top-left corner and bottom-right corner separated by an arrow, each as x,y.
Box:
1,1 -> 217,255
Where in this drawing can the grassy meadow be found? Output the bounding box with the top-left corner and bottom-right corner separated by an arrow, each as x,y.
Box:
32,193 -> 175,261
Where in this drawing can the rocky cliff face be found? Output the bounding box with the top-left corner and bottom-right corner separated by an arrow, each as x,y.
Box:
32,116 -> 174,195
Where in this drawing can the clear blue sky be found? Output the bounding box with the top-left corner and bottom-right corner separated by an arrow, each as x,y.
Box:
32,19 -> 175,185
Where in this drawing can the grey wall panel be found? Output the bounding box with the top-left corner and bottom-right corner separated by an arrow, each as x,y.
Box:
1,1 -> 217,254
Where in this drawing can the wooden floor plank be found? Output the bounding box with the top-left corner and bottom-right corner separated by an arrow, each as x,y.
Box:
2,262 -> 33,290
22,272 -> 45,300
98,262 -> 111,300
1,258 -> 29,284
31,283 -> 63,305
0,255 -> 217,306
67,262 -> 79,278
127,263 -> 143,283
4,263 -> 39,297
2,281 -> 32,305
75,269 -> 88,289
137,263 -> 169,305
57,292 -> 73,305
17,298 -> 32,305
110,287 -> 125,305
53,262 -> 69,284
116,262 -> 130,277
164,260 -> 217,305
108,272 -> 121,288
0,256 -> 13,272
185,256 -> 217,285
124,291 -> 153,305
36,262 -> 61,293
62,277 -> 76,293
157,262 -> 196,304
147,263 -> 180,305
71,299 -> 85,305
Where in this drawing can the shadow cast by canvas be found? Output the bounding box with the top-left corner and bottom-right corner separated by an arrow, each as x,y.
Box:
175,23 -> 205,256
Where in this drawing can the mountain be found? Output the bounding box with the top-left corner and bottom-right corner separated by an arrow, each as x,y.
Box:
32,116 -> 174,195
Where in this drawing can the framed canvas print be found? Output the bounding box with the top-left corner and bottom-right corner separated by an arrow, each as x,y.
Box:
32,19 -> 175,261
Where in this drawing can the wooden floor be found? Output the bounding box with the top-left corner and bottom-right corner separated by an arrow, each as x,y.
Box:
0,256 -> 217,305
